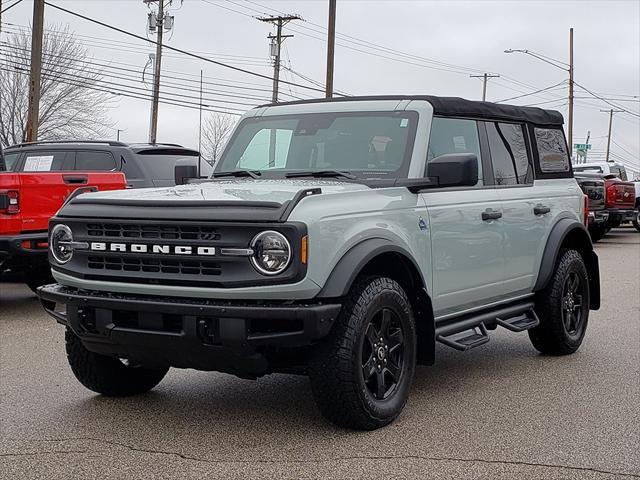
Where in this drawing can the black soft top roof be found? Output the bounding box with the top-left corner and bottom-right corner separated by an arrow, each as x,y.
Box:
261,95 -> 564,127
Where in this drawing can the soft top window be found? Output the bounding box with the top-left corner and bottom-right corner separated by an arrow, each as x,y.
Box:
534,128 -> 570,173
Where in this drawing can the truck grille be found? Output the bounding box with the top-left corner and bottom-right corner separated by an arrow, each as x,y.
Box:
87,223 -> 220,241
87,256 -> 222,276
55,219 -> 304,288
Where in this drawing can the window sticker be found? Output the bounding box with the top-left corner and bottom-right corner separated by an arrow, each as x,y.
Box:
23,155 -> 55,171
399,118 -> 409,128
453,136 -> 467,150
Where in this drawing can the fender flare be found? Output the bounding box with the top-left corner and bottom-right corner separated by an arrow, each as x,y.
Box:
317,238 -> 424,298
534,218 -> 600,309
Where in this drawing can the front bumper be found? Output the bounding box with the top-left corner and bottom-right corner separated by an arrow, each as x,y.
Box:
0,232 -> 49,270
38,284 -> 341,377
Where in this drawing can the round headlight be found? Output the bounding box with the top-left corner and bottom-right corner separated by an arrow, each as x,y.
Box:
250,230 -> 291,275
50,224 -> 74,264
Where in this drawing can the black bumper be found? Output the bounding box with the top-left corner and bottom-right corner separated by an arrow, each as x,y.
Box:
38,284 -> 341,377
0,232 -> 49,270
587,210 -> 609,226
606,209 -> 636,226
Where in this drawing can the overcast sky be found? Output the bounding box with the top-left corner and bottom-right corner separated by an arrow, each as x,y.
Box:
4,0 -> 639,175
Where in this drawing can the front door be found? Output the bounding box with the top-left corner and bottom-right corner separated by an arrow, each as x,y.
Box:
421,116 -> 504,318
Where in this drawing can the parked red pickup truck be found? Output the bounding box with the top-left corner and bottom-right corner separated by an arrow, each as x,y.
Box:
603,175 -> 636,228
1,170 -> 126,291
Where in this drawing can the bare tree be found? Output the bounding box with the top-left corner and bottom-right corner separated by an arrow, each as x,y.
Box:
0,25 -> 114,147
201,113 -> 235,165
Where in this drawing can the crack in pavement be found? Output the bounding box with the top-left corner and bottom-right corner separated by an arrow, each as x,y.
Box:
2,437 -> 639,478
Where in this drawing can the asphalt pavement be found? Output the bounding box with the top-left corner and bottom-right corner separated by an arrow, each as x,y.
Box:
1,228 -> 639,479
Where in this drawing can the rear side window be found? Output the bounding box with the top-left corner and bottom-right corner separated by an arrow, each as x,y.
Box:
486,122 -> 532,186
21,151 -> 73,171
75,151 -> 116,171
1,152 -> 20,171
534,128 -> 570,173
426,117 -> 483,185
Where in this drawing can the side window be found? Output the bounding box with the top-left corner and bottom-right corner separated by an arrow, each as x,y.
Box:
75,151 -> 117,171
21,151 -> 73,171
1,152 -> 20,171
534,128 -> 570,173
238,129 -> 293,170
486,122 -> 532,186
609,166 -> 627,180
426,117 -> 483,185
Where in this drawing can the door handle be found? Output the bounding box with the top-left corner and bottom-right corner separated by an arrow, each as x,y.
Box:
63,175 -> 88,184
534,205 -> 551,215
482,209 -> 502,221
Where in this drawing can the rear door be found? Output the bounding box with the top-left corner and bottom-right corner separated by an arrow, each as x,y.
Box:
16,150 -> 76,232
421,117 -> 504,318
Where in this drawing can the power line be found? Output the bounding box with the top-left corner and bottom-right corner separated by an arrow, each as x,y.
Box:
575,81 -> 640,118
494,81 -> 567,103
1,0 -> 24,15
43,1 -> 328,95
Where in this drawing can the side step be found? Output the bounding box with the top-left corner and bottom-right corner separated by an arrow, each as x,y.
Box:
436,302 -> 538,352
437,323 -> 489,351
495,309 -> 539,332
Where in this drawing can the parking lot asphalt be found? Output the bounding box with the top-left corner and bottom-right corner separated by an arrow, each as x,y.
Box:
1,228 -> 638,480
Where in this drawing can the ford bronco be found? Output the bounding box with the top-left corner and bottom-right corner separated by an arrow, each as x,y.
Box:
38,97 -> 600,430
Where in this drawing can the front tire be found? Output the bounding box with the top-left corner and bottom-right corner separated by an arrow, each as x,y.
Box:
529,249 -> 590,355
309,277 -> 416,430
65,329 -> 169,396
25,265 -> 54,294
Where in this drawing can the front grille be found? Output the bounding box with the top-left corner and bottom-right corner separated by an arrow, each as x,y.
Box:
86,223 -> 220,241
87,255 -> 222,276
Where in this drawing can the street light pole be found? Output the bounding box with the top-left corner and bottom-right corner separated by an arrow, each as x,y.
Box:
504,29 -> 575,151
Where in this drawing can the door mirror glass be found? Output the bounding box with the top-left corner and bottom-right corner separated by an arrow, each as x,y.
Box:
427,153 -> 479,188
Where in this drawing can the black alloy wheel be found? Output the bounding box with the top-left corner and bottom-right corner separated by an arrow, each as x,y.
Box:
361,308 -> 405,401
561,272 -> 586,336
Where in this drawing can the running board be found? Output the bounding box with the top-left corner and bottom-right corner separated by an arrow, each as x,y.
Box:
495,309 -> 539,332
436,302 -> 537,352
437,323 -> 489,351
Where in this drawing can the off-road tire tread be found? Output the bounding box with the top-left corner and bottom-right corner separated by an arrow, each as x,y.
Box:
529,249 -> 589,355
65,329 -> 168,396
309,276 -> 415,430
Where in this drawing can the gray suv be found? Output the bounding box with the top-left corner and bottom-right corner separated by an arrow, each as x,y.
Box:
2,140 -> 204,188
38,96 -> 599,430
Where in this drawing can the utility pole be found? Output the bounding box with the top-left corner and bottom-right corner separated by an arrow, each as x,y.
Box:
259,14 -> 301,103
470,73 -> 500,101
568,27 -> 574,156
325,0 -> 336,98
146,0 -> 166,145
601,109 -> 624,163
25,0 -> 45,142
198,69 -> 203,177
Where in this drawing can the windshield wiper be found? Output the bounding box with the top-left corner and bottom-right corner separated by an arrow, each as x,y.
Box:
285,170 -> 356,180
212,169 -> 261,179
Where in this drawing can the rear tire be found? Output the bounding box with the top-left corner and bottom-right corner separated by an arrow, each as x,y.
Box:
529,249 -> 590,355
309,277 -> 416,430
65,328 -> 169,396
589,225 -> 606,243
632,211 -> 640,232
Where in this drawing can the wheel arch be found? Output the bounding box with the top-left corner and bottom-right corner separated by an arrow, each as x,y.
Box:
317,238 -> 436,365
534,218 -> 600,310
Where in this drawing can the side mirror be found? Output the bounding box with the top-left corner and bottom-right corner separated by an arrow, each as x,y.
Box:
174,161 -> 198,186
427,153 -> 478,188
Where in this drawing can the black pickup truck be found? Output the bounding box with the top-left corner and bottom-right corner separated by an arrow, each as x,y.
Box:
575,172 -> 608,242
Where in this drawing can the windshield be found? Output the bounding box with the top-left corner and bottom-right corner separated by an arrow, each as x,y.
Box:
215,111 -> 418,180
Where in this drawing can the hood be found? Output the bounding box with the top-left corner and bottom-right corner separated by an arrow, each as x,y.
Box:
59,179 -> 371,223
